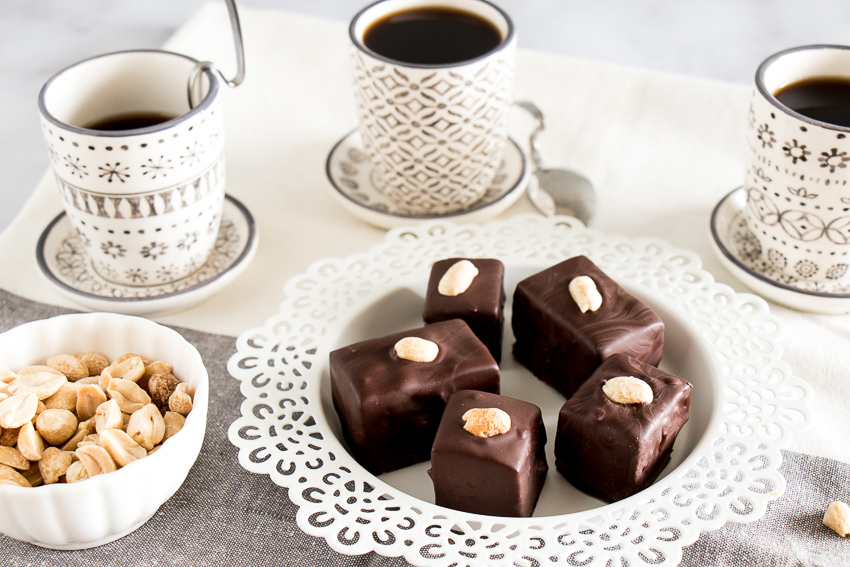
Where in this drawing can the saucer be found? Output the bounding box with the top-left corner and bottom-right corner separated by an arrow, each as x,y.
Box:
710,187 -> 850,314
36,194 -> 258,316
325,129 -> 530,229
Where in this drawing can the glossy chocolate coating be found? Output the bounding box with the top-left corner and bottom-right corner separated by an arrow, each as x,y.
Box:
512,255 -> 665,397
330,319 -> 499,475
555,353 -> 692,503
429,390 -> 548,517
423,258 -> 506,362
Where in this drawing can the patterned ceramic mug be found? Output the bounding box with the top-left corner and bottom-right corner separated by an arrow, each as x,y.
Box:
39,50 -> 225,287
744,45 -> 850,284
350,0 -> 516,215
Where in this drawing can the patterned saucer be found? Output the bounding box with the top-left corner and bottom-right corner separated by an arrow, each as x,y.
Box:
710,187 -> 850,314
36,194 -> 258,316
325,129 -> 529,229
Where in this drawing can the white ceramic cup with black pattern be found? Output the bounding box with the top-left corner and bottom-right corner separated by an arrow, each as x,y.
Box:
39,50 -> 225,287
744,45 -> 850,284
350,0 -> 516,215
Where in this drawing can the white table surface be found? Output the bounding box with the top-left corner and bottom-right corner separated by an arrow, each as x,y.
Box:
3,0 -> 850,234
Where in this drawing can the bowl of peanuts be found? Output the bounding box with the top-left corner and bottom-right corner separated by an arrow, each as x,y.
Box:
0,312 -> 208,549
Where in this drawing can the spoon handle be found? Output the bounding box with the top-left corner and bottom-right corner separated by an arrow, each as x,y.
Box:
515,101 -> 545,170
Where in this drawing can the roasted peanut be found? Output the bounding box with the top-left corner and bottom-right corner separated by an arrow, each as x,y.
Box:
22,464 -> 43,487
17,366 -> 62,377
73,352 -> 109,377
0,370 -> 16,384
462,408 -> 511,438
0,427 -> 20,447
437,259 -> 479,296
127,404 -> 165,450
35,409 -> 77,446
76,384 -> 107,421
0,446 -> 29,471
75,445 -> 116,477
162,412 -> 185,442
0,393 -> 38,429
393,337 -> 439,363
107,378 -> 151,414
75,376 -> 99,386
17,422 -> 44,461
148,371 -> 179,410
569,275 -> 603,313
168,383 -> 193,416
9,372 -> 67,401
825,501 -> 850,537
0,463 -> 31,487
105,356 -> 145,384
38,447 -> 75,484
65,461 -> 88,483
140,361 -> 172,391
46,354 -> 89,381
77,434 -> 100,448
99,429 -> 147,468
44,382 -> 79,412
602,376 -> 653,405
94,399 -> 123,434
113,353 -> 153,367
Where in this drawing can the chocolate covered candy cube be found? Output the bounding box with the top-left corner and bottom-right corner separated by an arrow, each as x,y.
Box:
512,255 -> 664,397
423,258 -> 505,362
554,353 -> 692,503
330,319 -> 499,475
429,389 -> 548,517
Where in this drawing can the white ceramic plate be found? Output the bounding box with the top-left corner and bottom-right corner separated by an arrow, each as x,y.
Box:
325,129 -> 529,229
227,215 -> 811,567
36,194 -> 258,316
710,187 -> 850,314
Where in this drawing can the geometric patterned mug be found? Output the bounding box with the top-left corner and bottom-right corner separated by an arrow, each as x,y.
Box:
39,50 -> 225,287
350,0 -> 516,215
744,45 -> 850,284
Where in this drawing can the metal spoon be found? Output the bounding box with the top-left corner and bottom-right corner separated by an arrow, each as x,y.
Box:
517,101 -> 596,224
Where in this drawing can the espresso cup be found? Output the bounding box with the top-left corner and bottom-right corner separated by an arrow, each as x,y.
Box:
39,50 -> 225,287
350,0 -> 516,214
744,45 -> 850,283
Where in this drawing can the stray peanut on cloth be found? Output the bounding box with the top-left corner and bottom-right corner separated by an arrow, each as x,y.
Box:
824,501 -> 850,537
0,351 -> 193,487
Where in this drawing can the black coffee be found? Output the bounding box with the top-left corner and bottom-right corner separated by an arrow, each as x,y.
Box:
85,112 -> 177,131
774,77 -> 850,128
363,7 -> 502,65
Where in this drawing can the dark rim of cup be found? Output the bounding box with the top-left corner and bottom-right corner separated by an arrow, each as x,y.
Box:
349,0 -> 515,69
38,49 -> 219,138
756,44 -> 850,133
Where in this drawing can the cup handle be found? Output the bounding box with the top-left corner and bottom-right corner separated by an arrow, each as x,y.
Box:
187,0 -> 246,108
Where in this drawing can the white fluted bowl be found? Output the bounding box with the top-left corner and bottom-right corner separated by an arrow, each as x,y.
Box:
0,313 -> 208,549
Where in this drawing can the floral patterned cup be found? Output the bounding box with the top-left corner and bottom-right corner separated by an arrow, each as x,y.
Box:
744,45 -> 850,284
39,50 -> 225,287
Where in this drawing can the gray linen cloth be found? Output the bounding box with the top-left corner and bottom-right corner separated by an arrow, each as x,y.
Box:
0,289 -> 846,567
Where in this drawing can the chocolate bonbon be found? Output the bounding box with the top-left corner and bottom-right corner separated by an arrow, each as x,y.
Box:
554,353 -> 692,503
330,319 -> 499,475
429,390 -> 548,517
423,258 -> 505,362
512,255 -> 664,397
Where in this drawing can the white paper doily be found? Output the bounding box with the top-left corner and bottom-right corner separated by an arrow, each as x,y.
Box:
227,215 -> 811,567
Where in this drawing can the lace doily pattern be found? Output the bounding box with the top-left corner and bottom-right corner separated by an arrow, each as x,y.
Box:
228,215 -> 811,566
